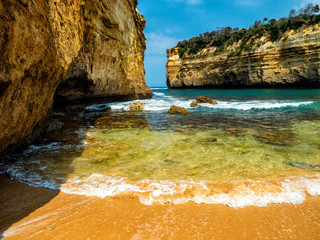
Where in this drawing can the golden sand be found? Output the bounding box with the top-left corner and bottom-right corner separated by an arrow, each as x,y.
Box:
1,175 -> 320,240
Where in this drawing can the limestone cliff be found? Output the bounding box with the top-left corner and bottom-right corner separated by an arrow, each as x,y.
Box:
0,0 -> 151,154
167,24 -> 320,88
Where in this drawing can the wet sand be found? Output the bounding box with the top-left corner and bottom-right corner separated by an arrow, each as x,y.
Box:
1,175 -> 320,240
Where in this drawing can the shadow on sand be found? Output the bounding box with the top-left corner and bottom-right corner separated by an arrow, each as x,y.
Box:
0,103 -> 103,239
0,101 -> 153,239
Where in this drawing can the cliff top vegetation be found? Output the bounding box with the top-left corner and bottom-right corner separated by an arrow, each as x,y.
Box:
176,3 -> 320,58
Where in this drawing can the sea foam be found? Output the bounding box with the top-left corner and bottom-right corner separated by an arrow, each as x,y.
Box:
4,90 -> 319,208
7,169 -> 318,208
61,174 -> 320,207
90,98 -> 314,112
4,139 -> 320,208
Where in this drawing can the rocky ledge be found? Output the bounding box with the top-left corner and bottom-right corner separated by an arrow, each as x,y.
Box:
166,24 -> 320,88
0,0 -> 151,154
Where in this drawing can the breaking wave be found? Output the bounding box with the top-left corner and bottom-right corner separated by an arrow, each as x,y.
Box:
86,97 -> 314,112
4,168 -> 320,208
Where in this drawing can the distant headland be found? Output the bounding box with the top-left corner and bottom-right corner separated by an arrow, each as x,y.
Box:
166,4 -> 320,89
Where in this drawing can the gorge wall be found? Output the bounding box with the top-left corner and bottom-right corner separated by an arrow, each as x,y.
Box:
167,24 -> 320,88
0,0 -> 151,154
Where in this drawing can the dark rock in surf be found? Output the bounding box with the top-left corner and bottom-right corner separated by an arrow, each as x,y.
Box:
47,119 -> 64,133
168,105 -> 190,114
190,101 -> 198,107
196,96 -> 218,105
129,101 -> 144,112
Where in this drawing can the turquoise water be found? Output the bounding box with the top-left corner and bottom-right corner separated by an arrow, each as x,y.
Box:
2,88 -> 320,207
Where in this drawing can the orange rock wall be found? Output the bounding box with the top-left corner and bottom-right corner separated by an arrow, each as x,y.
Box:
0,0 -> 151,154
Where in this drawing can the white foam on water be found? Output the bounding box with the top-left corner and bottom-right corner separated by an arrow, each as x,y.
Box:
10,173 -> 313,208
93,96 -> 314,112
3,91 -> 318,208
191,180 -> 308,208
85,104 -> 110,111
4,158 -> 320,208
22,142 -> 63,155
6,164 -> 61,190
152,92 -> 167,97
107,98 -> 191,112
210,100 -> 314,111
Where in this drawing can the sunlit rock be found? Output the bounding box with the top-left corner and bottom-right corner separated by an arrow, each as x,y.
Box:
168,106 -> 190,114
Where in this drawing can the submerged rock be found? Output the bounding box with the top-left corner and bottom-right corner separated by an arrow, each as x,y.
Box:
190,101 -> 198,107
173,127 -> 193,134
95,113 -> 149,129
200,138 -> 218,143
168,106 -> 190,114
287,162 -> 320,171
225,127 -> 244,136
129,101 -> 144,112
47,119 -> 64,133
164,159 -> 178,165
255,131 -> 293,146
196,96 -> 218,105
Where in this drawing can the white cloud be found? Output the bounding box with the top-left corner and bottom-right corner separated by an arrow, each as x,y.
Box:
144,32 -> 180,86
235,0 -> 262,7
146,32 -> 180,55
293,0 -> 320,12
297,0 -> 320,8
170,0 -> 203,5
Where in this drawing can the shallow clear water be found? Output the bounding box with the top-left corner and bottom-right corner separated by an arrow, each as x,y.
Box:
2,88 -> 320,207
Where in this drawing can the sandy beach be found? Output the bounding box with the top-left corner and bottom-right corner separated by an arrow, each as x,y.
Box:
1,175 -> 320,240
2,0 -> 320,239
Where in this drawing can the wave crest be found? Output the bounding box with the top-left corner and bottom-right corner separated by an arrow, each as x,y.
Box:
58,174 -> 320,208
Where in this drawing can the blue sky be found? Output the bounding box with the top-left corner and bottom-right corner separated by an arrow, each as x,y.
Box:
138,0 -> 320,87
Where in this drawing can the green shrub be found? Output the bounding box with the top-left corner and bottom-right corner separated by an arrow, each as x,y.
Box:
227,51 -> 237,59
178,47 -> 187,58
175,3 -> 320,58
236,49 -> 243,56
189,46 -> 200,55
280,20 -> 289,32
244,40 -> 255,51
289,19 -> 305,30
270,27 -> 280,41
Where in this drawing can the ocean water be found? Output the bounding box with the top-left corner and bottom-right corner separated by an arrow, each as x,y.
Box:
2,88 -> 320,207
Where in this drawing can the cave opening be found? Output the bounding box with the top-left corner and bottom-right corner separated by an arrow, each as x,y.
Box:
54,77 -> 95,105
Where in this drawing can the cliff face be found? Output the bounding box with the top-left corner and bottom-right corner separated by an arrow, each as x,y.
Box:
0,0 -> 151,154
167,25 -> 320,88
55,0 -> 151,101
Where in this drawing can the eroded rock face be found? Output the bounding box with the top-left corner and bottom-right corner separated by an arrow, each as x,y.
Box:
55,0 -> 151,102
0,0 -> 151,154
167,25 -> 320,88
